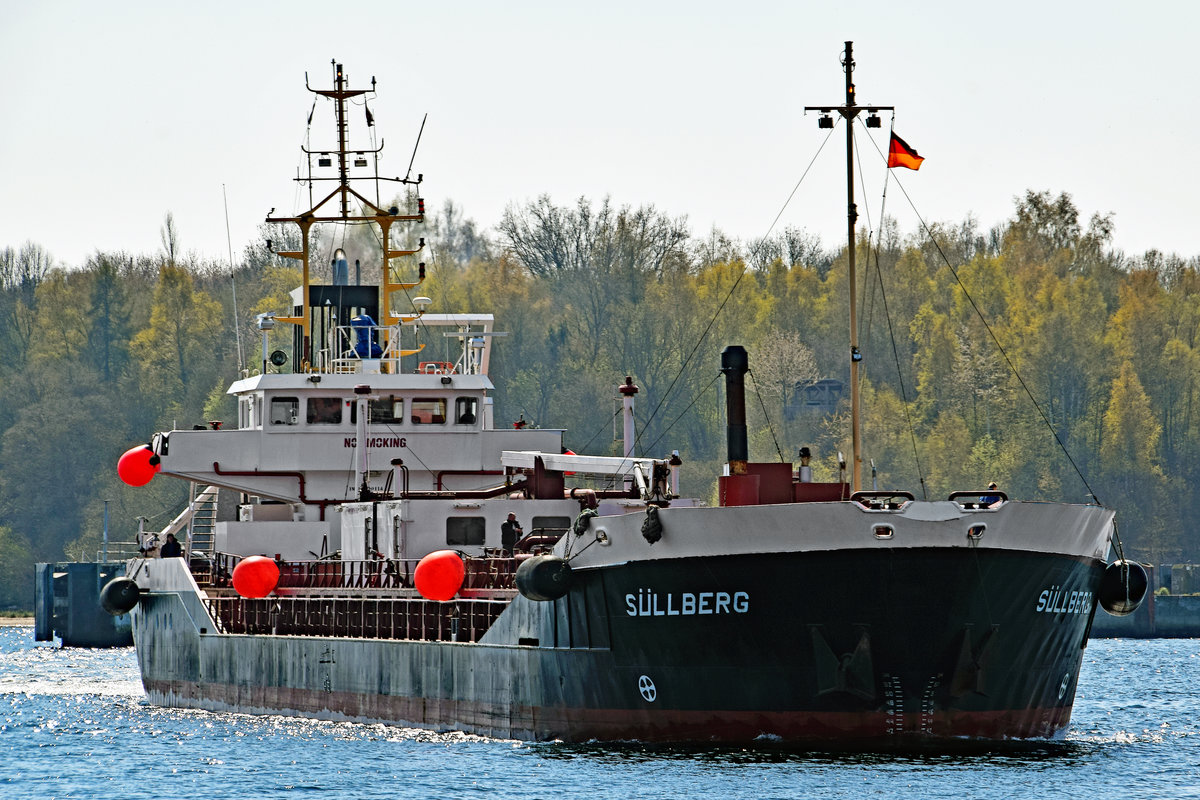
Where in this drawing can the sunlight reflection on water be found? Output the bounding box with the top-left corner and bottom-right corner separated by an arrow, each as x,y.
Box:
2,627 -> 1199,800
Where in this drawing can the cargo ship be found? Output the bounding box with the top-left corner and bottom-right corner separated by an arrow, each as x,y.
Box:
104,48 -> 1146,743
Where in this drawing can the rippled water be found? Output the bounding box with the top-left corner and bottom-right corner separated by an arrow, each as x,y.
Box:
2,627 -> 1198,799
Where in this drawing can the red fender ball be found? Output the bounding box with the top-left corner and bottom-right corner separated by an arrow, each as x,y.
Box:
117,445 -> 161,487
414,550 -> 465,602
232,555 -> 280,598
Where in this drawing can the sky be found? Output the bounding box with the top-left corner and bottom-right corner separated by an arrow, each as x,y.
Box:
2,1 -> 1198,269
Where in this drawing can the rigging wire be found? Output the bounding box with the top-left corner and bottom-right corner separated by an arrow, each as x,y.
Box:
576,407 -> 622,454
762,119 -> 843,240
222,184 -> 245,372
299,97 -> 320,214
633,264 -> 747,449
630,121 -> 842,461
350,191 -> 460,381
747,369 -> 787,463
856,120 -> 929,498
859,129 -> 1102,506
372,205 -> 487,377
851,124 -> 880,399
640,371 -> 723,457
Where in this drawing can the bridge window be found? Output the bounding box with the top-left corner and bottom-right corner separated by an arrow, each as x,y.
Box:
307,397 -> 343,424
270,397 -> 299,425
455,397 -> 478,425
446,517 -> 485,546
531,516 -> 571,534
369,395 -> 404,424
412,398 -> 447,425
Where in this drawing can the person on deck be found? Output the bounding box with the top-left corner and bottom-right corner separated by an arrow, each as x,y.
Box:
501,513 -> 523,554
160,533 -> 183,558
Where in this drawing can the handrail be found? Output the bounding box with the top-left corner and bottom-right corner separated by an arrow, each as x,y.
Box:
947,490 -> 1009,502
157,485 -> 220,541
849,490 -> 915,511
948,489 -> 1008,509
200,551 -> 536,593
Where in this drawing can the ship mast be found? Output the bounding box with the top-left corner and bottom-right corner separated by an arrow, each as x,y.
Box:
804,41 -> 892,493
266,61 -> 428,371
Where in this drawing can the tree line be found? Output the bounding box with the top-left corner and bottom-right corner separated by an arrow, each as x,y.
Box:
1,190 -> 1198,608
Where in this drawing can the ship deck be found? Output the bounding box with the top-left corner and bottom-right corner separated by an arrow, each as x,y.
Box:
197,551 -> 522,643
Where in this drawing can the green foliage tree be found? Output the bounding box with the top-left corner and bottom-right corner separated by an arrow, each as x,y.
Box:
1099,361 -> 1171,561
130,264 -> 225,421
0,525 -> 33,610
87,254 -> 132,381
6,185 -> 1200,604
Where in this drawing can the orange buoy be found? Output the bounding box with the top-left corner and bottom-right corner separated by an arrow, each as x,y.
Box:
414,550 -> 465,601
232,555 -> 280,598
117,445 -> 160,487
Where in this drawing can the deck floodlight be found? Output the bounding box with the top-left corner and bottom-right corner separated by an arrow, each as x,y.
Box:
866,113 -> 881,128
818,115 -> 834,129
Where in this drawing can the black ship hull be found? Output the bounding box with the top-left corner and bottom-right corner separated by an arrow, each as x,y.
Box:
133,546 -> 1102,742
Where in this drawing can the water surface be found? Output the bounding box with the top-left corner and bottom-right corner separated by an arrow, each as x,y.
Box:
2,629 -> 1197,799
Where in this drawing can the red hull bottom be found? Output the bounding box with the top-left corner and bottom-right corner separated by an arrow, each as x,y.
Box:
145,678 -> 1073,743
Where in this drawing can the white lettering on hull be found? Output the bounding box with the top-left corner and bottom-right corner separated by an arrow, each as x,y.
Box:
624,588 -> 749,617
1035,585 -> 1093,615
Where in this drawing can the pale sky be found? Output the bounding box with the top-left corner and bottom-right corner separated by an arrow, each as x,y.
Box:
2,1 -> 1196,269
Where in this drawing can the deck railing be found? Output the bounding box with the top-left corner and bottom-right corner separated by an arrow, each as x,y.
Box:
204,595 -> 511,643
201,553 -> 529,592
194,535 -> 571,642
200,528 -> 566,593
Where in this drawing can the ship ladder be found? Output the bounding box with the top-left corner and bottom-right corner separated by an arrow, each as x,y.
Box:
184,484 -> 221,563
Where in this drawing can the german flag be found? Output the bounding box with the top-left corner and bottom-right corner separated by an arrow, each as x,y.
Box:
887,132 -> 924,170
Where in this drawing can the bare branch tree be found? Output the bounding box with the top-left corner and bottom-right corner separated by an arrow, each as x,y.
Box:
160,211 -> 178,265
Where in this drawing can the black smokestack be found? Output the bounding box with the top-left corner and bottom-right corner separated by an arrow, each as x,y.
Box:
721,345 -> 749,471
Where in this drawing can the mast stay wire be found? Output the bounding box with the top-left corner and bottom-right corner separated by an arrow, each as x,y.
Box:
640,372 -> 723,457
360,204 -> 443,362
576,407 -> 623,454
627,121 -> 842,466
853,119 -> 929,498
748,369 -> 787,463
222,184 -> 245,372
859,127 -> 1101,506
